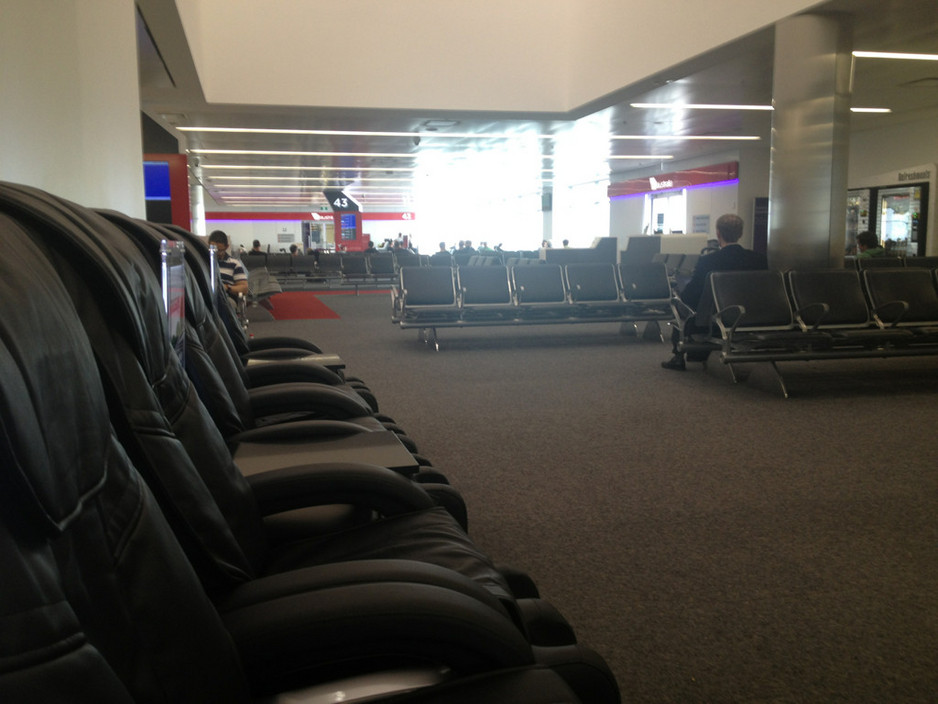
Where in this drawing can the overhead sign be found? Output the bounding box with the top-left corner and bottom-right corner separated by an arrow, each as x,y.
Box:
608,161 -> 739,199
323,188 -> 361,212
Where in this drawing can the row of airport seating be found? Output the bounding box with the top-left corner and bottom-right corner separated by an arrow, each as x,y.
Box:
0,181 -> 619,703
391,262 -> 675,348
245,251 -> 406,289
245,250 -> 546,292
844,254 -> 938,270
657,251 -> 938,278
674,266 -> 938,397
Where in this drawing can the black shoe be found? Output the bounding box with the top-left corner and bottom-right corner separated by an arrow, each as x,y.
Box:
661,354 -> 686,371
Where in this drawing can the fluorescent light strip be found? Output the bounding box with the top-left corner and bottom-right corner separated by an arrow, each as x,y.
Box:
180,126 -> 551,140
200,164 -> 418,172
191,149 -> 415,158
211,176 -> 415,183
213,185 -> 330,190
613,134 -> 761,141
630,105 -> 888,116
184,126 -> 761,144
215,185 -> 412,192
853,50 -> 938,61
631,103 -> 773,111
224,199 -> 320,203
609,155 -> 674,160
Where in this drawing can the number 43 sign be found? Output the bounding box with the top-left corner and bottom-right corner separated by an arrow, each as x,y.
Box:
323,189 -> 361,212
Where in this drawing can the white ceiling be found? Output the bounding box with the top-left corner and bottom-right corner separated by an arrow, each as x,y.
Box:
136,0 -> 938,214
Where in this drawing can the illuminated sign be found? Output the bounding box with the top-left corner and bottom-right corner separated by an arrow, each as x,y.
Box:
608,161 -> 739,198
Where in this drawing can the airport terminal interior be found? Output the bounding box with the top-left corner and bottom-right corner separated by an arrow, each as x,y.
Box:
1,1 -> 938,702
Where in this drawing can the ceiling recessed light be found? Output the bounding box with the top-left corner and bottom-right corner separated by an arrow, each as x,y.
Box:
630,102 -> 773,111
853,50 -> 938,61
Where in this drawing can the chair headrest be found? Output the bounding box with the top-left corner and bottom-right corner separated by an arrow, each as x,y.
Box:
0,213 -> 112,536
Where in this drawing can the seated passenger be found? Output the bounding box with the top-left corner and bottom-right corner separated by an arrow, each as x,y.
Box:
208,229 -> 249,299
856,230 -> 886,258
661,213 -> 767,371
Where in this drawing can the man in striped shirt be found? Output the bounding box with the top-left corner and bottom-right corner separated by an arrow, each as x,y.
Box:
208,230 -> 248,298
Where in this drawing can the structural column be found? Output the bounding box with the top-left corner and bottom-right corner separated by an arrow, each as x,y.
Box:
767,13 -> 853,270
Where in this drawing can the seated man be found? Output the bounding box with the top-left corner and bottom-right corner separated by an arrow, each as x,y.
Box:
208,229 -> 249,299
855,230 -> 886,258
662,213 -> 768,371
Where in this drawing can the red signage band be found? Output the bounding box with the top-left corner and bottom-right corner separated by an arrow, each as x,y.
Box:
608,161 -> 739,198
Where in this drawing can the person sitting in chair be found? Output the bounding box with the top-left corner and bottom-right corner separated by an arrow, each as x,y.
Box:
207,229 -> 249,299
855,230 -> 886,259
661,213 -> 767,371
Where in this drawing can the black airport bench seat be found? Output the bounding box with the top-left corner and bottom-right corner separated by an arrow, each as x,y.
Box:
392,262 -> 675,348
674,266 -> 938,397
246,251 -> 408,290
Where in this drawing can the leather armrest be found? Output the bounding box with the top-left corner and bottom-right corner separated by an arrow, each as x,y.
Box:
231,419 -> 370,444
243,359 -> 345,387
247,382 -> 374,420
217,559 -> 509,616
222,581 -> 536,689
245,461 -> 436,517
247,336 -> 322,354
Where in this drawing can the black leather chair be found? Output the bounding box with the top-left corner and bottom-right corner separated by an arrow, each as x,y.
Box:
0,184 -> 596,640
100,212 -> 403,429
0,206 -> 619,703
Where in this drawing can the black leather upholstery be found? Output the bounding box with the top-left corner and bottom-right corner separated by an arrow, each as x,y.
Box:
0,202 -> 620,703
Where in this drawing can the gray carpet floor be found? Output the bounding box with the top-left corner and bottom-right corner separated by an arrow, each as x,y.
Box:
248,292 -> 938,703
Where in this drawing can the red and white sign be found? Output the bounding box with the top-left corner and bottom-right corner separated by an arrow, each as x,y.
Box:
608,161 -> 739,198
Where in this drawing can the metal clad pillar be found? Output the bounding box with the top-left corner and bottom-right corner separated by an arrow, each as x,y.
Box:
768,14 -> 853,270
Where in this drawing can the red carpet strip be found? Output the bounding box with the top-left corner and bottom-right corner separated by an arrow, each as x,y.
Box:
266,292 -> 340,320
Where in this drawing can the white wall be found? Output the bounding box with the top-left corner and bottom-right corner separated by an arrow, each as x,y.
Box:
207,220 -> 303,253
177,0 -> 819,113
0,0 -> 145,215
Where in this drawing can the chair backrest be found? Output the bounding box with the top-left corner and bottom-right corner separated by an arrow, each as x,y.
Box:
429,251 -> 454,267
394,250 -> 420,269
786,269 -> 872,328
709,270 -> 795,330
457,265 -> 513,305
903,256 -> 938,270
341,253 -> 369,276
856,256 -> 904,269
453,251 -> 473,267
0,183 -> 266,594
0,505 -> 138,702
0,211 -> 250,702
511,264 -> 567,304
400,265 -> 457,306
621,235 -> 661,265
863,268 -> 938,325
99,211 -> 255,436
242,252 -> 268,269
266,252 -> 292,273
618,262 -> 672,302
564,263 -> 620,303
312,252 -> 338,272
368,252 -> 395,275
